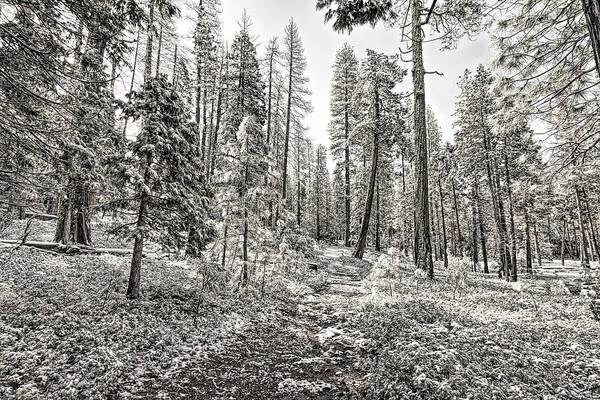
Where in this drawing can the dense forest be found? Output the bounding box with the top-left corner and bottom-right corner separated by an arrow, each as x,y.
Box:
1,0 -> 600,399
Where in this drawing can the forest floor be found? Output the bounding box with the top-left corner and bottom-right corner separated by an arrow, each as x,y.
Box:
1,220 -> 600,399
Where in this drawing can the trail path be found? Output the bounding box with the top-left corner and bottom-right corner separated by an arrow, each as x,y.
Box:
156,246 -> 374,399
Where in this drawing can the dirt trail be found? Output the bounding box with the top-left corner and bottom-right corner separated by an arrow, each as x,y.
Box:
155,246 -> 373,400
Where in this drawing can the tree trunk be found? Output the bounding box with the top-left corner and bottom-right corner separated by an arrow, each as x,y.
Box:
353,87 -> 379,259
172,44 -> 178,86
438,179 -> 448,269
344,68 -> 352,247
524,206 -> 533,275
471,186 -> 479,272
482,128 -> 511,279
155,25 -> 163,77
412,0 -> 433,278
266,42 -> 275,144
575,186 -> 591,268
452,180 -> 463,255
474,180 -> 489,273
561,218 -> 566,266
282,34 -> 294,201
296,131 -> 301,227
122,29 -> 141,138
375,179 -> 381,252
127,155 -> 151,299
533,219 -> 542,266
143,4 -> 155,85
316,147 -> 322,241
584,188 -> 600,261
582,0 -> 600,78
222,220 -> 228,267
503,151 -> 518,281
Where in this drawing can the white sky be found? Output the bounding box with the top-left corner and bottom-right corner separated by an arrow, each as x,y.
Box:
220,0 -> 492,147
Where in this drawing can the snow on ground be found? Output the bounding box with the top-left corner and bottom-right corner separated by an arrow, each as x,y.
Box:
1,243 -> 599,399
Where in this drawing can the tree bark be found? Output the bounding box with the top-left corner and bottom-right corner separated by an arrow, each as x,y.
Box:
471,186 -> 479,272
266,41 -> 276,145
375,179 -> 381,252
474,179 -> 489,273
127,155 -> 151,299
575,186 -> 591,268
582,0 -> 600,78
584,188 -> 600,261
353,86 -> 379,259
503,151 -> 517,281
316,147 -> 322,241
452,180 -> 463,255
412,0 -> 433,278
524,205 -> 533,274
296,130 -> 301,227
437,179 -> 449,269
533,219 -> 542,266
561,217 -> 566,266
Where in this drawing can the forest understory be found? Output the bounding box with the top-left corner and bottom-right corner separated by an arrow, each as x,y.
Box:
1,221 -> 599,400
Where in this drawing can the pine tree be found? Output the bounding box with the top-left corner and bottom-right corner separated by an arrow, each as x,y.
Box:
351,50 -> 404,259
281,18 -> 312,205
214,14 -> 269,281
329,43 -> 358,247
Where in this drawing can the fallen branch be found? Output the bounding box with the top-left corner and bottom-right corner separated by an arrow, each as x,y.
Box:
0,240 -> 137,256
0,209 -> 57,221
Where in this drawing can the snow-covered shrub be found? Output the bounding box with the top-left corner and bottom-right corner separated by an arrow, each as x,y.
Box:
280,233 -> 317,260
446,256 -> 470,299
366,253 -> 402,296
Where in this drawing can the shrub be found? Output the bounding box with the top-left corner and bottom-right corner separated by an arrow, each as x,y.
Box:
446,256 -> 470,299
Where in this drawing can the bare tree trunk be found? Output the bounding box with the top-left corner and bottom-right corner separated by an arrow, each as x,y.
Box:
344,69 -> 352,247
143,4 -> 155,85
172,44 -> 178,86
375,179 -> 381,252
282,34 -> 294,202
504,151 -> 518,281
471,186 -> 479,272
412,0 -> 433,278
474,180 -> 489,273
296,131 -> 301,227
155,25 -> 163,77
584,188 -> 600,261
524,206 -> 533,275
533,219 -> 542,266
561,218 -> 566,266
452,180 -> 463,255
222,221 -> 228,267
127,154 -> 151,299
431,199 -> 439,261
353,87 -> 379,260
316,147 -> 322,241
438,179 -> 448,269
576,187 -> 591,268
582,0 -> 600,78
266,40 -> 276,145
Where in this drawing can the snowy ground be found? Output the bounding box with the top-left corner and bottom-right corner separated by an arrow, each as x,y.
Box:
1,238 -> 600,399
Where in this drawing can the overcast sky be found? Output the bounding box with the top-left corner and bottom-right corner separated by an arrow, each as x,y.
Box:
219,0 -> 492,147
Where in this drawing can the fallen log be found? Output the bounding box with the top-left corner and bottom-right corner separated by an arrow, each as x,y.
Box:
1,209 -> 57,221
0,240 -> 135,256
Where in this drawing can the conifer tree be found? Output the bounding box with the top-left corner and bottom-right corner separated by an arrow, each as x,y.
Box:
281,18 -> 312,205
351,50 -> 404,259
329,43 -> 358,247
119,75 -> 210,299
